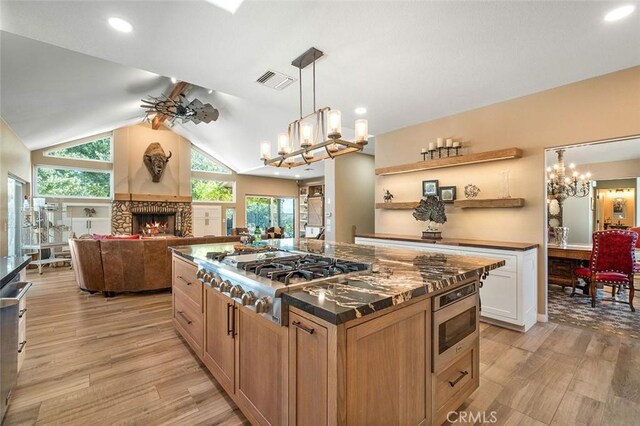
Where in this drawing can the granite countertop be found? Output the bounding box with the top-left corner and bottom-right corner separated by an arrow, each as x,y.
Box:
0,256 -> 31,289
356,232 -> 538,251
170,239 -> 504,325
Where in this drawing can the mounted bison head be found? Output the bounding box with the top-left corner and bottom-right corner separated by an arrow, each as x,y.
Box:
143,142 -> 172,183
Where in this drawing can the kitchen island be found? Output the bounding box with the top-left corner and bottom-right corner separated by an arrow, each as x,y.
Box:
169,239 -> 504,426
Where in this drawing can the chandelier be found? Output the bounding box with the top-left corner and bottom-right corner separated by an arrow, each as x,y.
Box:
546,149 -> 592,205
259,47 -> 369,168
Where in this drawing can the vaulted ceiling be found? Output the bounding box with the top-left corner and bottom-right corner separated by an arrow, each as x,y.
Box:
2,1 -> 639,180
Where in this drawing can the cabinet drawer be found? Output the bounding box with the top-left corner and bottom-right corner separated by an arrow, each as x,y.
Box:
173,257 -> 201,309
434,345 -> 477,413
174,291 -> 204,354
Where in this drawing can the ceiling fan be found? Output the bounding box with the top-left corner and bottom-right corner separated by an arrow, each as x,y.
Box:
141,81 -> 219,129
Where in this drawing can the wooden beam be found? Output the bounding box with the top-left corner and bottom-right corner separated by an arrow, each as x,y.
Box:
151,81 -> 192,130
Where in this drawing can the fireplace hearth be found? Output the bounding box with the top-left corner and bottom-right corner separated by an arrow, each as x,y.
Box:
132,213 -> 176,236
111,198 -> 192,237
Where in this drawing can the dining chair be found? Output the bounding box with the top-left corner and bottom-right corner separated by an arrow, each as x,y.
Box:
630,227 -> 640,274
572,230 -> 637,311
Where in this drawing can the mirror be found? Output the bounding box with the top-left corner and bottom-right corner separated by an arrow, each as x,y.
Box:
545,136 -> 639,245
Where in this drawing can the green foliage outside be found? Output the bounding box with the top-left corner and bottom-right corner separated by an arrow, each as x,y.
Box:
45,137 -> 112,161
246,197 -> 295,237
191,179 -> 234,201
191,149 -> 231,174
36,167 -> 111,198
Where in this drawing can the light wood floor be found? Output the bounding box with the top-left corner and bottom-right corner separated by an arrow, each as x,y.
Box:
5,269 -> 640,425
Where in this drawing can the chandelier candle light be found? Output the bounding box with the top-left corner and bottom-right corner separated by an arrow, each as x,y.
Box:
546,149 -> 592,206
260,47 -> 369,168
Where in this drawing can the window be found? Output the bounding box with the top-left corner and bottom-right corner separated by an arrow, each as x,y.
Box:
35,165 -> 112,199
191,179 -> 235,202
246,196 -> 295,237
191,148 -> 231,174
44,135 -> 112,162
225,208 -> 235,236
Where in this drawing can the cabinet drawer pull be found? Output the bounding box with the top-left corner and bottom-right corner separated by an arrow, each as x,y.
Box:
292,320 -> 315,335
227,303 -> 233,336
177,275 -> 192,285
448,370 -> 469,387
18,341 -> 27,353
18,308 -> 27,318
232,305 -> 238,338
177,310 -> 193,325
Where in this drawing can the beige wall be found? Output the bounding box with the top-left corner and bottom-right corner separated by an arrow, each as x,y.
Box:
325,153 -> 375,242
375,66 -> 640,316
0,118 -> 32,257
113,123 -> 191,196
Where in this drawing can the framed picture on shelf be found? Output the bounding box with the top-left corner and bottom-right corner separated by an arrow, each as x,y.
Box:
422,180 -> 439,197
439,186 -> 456,203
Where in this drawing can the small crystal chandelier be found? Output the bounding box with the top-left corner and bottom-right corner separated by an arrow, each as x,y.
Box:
546,149 -> 592,205
260,47 -> 368,168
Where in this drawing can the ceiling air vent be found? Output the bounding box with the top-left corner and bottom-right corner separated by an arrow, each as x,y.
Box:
256,70 -> 296,90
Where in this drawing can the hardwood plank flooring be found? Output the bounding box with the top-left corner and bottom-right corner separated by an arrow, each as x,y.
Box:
4,269 -> 247,426
5,269 -> 640,425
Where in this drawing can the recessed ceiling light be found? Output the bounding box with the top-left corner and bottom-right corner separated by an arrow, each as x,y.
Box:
170,77 -> 177,84
274,172 -> 280,175
108,17 -> 133,33
604,5 -> 635,22
295,174 -> 300,178
208,89 -> 213,94
354,107 -> 367,115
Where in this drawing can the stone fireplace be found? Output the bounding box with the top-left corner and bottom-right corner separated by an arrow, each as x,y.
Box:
112,198 -> 192,236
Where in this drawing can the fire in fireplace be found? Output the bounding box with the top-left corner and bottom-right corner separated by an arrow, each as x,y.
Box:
132,213 -> 176,236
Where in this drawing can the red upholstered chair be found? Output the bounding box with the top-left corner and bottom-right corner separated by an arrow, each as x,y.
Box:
572,230 -> 637,311
630,227 -> 640,273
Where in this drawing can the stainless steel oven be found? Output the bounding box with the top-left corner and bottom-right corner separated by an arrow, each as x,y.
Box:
432,279 -> 479,372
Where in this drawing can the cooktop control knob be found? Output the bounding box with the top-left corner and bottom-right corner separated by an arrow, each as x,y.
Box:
212,273 -> 222,287
202,273 -> 213,285
196,269 -> 206,281
254,297 -> 271,314
219,280 -> 232,293
241,291 -> 256,306
230,285 -> 245,298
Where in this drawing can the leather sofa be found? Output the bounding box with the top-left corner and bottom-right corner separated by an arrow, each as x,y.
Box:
68,236 -> 240,296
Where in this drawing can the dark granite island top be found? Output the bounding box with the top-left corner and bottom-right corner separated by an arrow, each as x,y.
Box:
169,239 -> 504,325
0,256 -> 31,289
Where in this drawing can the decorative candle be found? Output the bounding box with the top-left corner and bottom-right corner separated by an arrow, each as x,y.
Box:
436,138 -> 444,148
446,138 -> 453,147
421,147 -> 427,154
453,141 -> 460,148
354,119 -> 368,144
327,110 -> 342,139
260,141 -> 271,160
277,133 -> 289,155
301,123 -> 313,147
427,142 -> 435,151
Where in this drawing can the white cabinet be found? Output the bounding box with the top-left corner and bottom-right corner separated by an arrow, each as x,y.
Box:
192,205 -> 222,237
355,237 -> 538,332
71,218 -> 111,235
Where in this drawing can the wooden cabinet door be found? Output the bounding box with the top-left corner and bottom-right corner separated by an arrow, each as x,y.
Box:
203,287 -> 235,394
346,301 -> 430,426
235,306 -> 287,426
288,311 -> 328,426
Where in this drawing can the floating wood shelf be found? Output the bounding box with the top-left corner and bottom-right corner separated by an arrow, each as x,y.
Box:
453,198 -> 525,209
375,147 -> 523,176
376,201 -> 420,210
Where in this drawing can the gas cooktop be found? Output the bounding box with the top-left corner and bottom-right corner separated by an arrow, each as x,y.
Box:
224,252 -> 369,285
